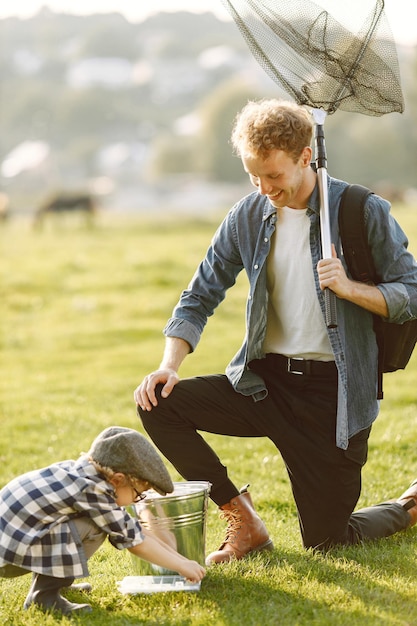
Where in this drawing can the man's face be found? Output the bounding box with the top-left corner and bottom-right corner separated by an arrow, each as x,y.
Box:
242,147 -> 312,210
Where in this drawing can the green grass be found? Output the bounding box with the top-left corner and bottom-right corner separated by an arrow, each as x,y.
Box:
1,207 -> 417,626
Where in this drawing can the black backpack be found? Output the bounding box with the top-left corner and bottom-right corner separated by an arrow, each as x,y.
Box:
338,184 -> 417,399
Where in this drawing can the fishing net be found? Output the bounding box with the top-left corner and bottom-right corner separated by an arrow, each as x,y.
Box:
221,0 -> 404,115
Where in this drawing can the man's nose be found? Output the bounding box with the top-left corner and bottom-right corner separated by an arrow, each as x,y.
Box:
258,178 -> 272,195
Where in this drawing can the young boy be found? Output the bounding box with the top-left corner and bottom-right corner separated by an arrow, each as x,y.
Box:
0,426 -> 206,615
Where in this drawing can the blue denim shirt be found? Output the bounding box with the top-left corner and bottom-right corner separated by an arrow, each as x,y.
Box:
164,175 -> 417,449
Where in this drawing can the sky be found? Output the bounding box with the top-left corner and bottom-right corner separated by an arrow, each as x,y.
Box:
0,0 -> 416,46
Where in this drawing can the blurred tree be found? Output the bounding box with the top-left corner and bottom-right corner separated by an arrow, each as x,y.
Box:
142,12 -> 245,59
401,48 -> 417,183
198,79 -> 260,182
322,47 -> 417,191
325,112 -> 406,187
146,133 -> 197,180
76,15 -> 140,59
0,10 -> 415,211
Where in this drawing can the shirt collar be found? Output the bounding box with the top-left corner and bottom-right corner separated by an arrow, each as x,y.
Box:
306,182 -> 321,215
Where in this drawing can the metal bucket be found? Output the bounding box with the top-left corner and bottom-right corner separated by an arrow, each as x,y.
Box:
127,481 -> 211,576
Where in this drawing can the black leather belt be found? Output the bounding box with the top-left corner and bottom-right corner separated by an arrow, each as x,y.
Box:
266,353 -> 336,376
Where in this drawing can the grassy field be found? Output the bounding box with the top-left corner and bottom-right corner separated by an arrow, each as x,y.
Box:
1,206 -> 417,626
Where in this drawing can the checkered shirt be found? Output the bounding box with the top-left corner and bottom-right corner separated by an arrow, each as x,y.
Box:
0,457 -> 143,578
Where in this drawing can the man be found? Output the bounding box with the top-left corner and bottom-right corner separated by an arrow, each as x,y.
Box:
134,99 -> 417,564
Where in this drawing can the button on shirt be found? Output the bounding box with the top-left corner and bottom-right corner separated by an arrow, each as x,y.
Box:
163,175 -> 417,450
0,458 -> 143,578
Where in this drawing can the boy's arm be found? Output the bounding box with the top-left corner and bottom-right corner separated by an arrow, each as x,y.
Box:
128,533 -> 205,583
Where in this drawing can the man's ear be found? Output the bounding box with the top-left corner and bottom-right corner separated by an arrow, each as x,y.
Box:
300,146 -> 312,167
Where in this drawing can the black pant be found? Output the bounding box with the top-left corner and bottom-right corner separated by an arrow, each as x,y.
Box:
138,357 -> 410,549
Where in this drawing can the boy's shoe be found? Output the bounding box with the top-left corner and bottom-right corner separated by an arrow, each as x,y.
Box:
23,574 -> 92,615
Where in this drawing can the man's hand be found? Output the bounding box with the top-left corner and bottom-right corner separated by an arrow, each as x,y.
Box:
317,244 -> 352,299
134,337 -> 191,410
317,244 -> 388,317
134,368 -> 179,411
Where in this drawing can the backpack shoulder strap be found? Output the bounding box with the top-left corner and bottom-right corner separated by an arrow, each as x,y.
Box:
338,184 -> 376,284
338,183 -> 385,398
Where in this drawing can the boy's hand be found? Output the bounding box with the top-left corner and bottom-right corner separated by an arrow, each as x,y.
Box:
178,560 -> 206,583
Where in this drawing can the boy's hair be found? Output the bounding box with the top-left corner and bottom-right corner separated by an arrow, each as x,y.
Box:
231,99 -> 313,162
87,458 -> 141,489
88,458 -> 116,481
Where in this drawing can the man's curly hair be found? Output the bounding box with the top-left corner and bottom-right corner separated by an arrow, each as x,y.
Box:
231,99 -> 313,163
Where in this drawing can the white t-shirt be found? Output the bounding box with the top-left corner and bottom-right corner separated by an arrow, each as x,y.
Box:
263,206 -> 334,361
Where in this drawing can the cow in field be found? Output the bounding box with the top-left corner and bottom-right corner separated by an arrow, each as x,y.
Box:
0,192 -> 10,222
33,192 -> 97,229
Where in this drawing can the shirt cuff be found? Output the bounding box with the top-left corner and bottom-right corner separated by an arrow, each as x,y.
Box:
163,317 -> 200,352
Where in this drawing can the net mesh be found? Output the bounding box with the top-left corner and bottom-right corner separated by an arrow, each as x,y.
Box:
221,0 -> 403,116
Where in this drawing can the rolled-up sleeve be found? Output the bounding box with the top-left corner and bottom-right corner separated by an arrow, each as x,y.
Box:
366,196 -> 417,323
378,282 -> 416,322
163,317 -> 202,352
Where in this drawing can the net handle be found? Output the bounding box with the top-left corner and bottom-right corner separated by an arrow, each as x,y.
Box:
312,109 -> 337,328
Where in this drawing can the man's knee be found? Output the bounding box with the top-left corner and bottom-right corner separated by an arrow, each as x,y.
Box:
137,385 -> 176,431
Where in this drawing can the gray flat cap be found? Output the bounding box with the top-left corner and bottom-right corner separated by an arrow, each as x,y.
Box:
88,426 -> 173,495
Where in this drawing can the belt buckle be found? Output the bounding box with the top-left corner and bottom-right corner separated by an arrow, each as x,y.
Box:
287,357 -> 304,375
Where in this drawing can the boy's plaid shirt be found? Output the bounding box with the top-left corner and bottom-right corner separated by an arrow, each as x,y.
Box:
0,457 -> 143,578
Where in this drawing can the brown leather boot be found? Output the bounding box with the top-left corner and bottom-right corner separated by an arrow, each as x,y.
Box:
205,485 -> 273,565
397,479 -> 417,526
